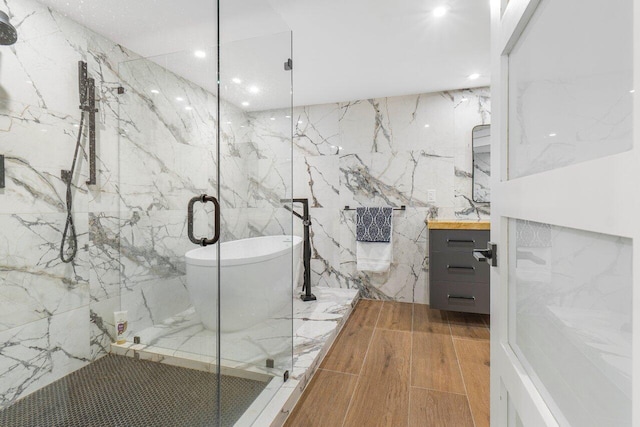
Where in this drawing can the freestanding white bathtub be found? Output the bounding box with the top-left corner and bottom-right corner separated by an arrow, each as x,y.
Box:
185,235 -> 303,332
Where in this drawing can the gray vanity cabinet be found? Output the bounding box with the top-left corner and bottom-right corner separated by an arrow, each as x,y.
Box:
428,228 -> 490,314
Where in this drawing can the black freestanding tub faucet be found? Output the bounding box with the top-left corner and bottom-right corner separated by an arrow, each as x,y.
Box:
281,198 -> 316,302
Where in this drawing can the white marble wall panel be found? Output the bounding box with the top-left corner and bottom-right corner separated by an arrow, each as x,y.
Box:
0,5 -> 87,114
90,296 -> 119,360
220,208 -> 250,242
453,90 -> 491,218
308,208 -> 340,288
0,307 -> 90,408
0,213 -> 89,331
338,100 -> 378,154
0,1 -> 124,408
250,87 -> 490,303
117,62 -> 217,212
115,41 -> 259,346
245,207 -> 294,239
293,104 -> 342,157
248,108 -> 293,160
0,102 -> 95,215
121,276 -> 191,335
118,209 -> 193,329
0,0 -> 250,407
250,157 -> 292,208
292,155 -> 340,209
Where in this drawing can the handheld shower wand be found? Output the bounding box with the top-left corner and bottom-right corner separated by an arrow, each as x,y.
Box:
60,61 -> 97,263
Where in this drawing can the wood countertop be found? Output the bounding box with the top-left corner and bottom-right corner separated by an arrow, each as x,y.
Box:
426,219 -> 490,230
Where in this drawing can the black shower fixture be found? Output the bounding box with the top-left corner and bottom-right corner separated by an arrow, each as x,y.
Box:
282,198 -> 316,302
0,11 -> 17,46
60,61 -> 98,263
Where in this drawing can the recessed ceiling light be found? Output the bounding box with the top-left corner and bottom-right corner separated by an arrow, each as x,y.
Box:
226,121 -> 232,124
433,6 -> 448,17
185,106 -> 193,111
73,124 -> 79,128
285,115 -> 291,119
194,50 -> 206,58
461,97 -> 469,102
151,89 -> 159,94
424,124 -> 430,128
242,101 -> 250,107
176,97 -> 184,102
232,77 -> 242,84
248,86 -> 260,94
548,133 -> 557,137
270,117 -> 276,121
468,73 -> 480,80
298,120 -> 303,124
630,89 -> 635,93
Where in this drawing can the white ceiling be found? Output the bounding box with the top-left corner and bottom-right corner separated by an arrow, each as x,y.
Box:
39,0 -> 490,111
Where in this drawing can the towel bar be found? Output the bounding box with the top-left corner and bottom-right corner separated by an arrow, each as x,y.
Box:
343,205 -> 406,211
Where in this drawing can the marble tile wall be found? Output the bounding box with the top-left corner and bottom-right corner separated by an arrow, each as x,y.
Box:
246,89 -> 491,303
116,57 -> 254,339
0,0 -> 115,407
0,0 -> 249,408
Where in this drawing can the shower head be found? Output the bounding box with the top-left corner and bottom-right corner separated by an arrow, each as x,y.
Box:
0,11 -> 17,46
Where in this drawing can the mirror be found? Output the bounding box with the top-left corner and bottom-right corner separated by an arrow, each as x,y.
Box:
472,124 -> 491,203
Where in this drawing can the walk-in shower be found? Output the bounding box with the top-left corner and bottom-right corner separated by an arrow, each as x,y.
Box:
0,0 -> 295,425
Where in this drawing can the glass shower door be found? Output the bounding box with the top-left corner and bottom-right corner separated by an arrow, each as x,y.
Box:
218,28 -> 295,424
116,47 -> 225,423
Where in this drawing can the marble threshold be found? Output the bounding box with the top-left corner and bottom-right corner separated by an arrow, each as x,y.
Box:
111,287 -> 359,426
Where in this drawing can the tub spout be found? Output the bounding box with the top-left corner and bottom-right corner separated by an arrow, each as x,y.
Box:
281,198 -> 316,302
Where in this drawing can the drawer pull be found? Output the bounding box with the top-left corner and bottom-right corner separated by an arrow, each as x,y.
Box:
448,295 -> 476,301
446,265 -> 475,271
446,239 -> 475,244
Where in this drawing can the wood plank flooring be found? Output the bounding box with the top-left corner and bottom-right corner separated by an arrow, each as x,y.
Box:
284,299 -> 490,427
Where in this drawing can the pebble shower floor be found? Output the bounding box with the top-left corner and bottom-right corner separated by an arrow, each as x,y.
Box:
0,354 -> 268,427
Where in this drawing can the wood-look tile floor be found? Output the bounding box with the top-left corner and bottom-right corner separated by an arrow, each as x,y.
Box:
284,300 -> 490,427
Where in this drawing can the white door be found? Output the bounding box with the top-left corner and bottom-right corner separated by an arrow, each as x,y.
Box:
490,0 -> 638,425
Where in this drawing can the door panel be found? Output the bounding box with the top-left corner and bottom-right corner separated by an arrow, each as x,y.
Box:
509,219 -> 632,426
490,0 -> 638,425
507,0 -> 633,179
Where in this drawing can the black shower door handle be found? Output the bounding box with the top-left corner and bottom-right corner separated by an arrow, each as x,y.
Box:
187,194 -> 220,246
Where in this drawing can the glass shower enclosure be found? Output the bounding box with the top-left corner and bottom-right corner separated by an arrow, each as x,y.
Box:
115,12 -> 295,427
0,0 -> 295,425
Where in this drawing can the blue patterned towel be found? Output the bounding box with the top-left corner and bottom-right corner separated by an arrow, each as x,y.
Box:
356,207 -> 393,242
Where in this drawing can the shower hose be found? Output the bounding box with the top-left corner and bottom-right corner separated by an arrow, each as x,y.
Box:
60,113 -> 86,263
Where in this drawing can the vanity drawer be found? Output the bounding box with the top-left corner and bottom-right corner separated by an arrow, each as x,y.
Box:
429,252 -> 489,283
429,281 -> 490,314
429,229 -> 489,253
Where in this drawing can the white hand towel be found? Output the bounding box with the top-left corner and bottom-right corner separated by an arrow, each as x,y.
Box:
356,212 -> 393,273
356,238 -> 393,272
